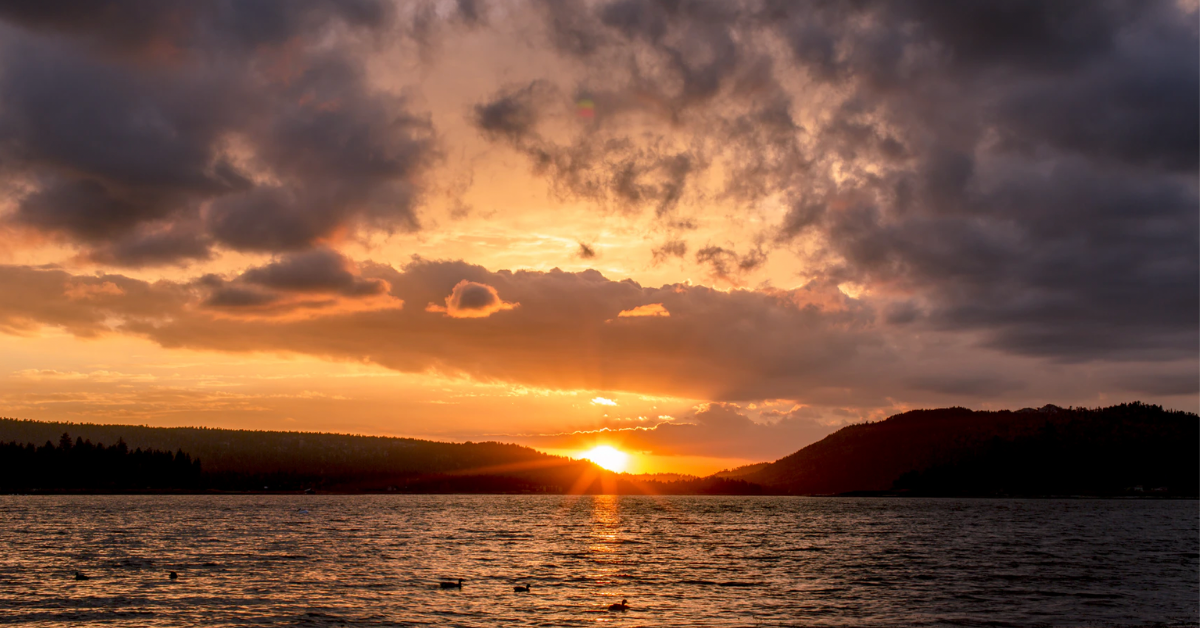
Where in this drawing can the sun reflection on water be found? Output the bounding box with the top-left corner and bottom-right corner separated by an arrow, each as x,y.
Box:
585,495 -> 635,605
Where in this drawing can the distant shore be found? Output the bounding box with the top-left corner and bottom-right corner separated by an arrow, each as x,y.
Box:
7,489 -> 1195,499
4,403 -> 1196,498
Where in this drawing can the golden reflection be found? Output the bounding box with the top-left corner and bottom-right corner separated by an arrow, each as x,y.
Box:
586,495 -> 633,606
588,495 -> 621,554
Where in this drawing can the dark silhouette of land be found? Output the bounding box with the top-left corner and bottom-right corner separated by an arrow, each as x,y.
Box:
0,419 -> 756,495
738,402 -> 1197,496
0,402 -> 1194,496
0,434 -> 200,490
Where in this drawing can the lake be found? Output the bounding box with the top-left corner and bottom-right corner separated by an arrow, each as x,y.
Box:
1,496 -> 1196,626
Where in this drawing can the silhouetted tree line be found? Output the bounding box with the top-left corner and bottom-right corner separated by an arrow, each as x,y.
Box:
0,419 -> 565,480
0,433 -> 201,491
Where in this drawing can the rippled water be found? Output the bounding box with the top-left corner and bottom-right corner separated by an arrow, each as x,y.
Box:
0,496 -> 1196,627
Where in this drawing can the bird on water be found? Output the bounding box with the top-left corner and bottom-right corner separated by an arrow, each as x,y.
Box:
169,571 -> 178,580
74,571 -> 89,581
608,599 -> 629,612
513,583 -> 531,592
439,579 -> 463,589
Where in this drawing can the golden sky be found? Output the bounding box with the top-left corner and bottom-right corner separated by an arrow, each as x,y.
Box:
0,1 -> 1196,475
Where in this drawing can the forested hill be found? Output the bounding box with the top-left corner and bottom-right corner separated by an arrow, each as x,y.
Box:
0,419 -> 757,495
740,402 -> 1199,496
0,418 -> 553,478
3,402 -> 1194,496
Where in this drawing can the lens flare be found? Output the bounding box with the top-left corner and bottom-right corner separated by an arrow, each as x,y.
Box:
581,445 -> 628,472
576,98 -> 595,118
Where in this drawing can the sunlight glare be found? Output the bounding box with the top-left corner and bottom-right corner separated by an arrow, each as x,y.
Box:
581,445 -> 628,472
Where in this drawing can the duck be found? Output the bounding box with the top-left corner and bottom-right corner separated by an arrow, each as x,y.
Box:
608,599 -> 629,612
513,583 -> 531,592
74,571 -> 89,581
439,579 -> 463,589
169,571 -> 178,580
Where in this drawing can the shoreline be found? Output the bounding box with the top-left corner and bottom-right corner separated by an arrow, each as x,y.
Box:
5,489 -> 1196,499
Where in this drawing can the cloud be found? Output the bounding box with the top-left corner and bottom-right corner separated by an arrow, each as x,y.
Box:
0,259 -> 876,400
426,279 -> 519,319
64,281 -> 124,301
0,0 -> 1195,448
0,256 -> 1195,438
240,248 -> 387,297
472,80 -> 553,143
454,0 -> 1198,363
651,240 -> 688,264
695,245 -> 767,285
0,1 -> 436,263
616,303 -> 669,318
0,0 -> 1191,367
193,248 -> 395,317
906,374 -> 1027,398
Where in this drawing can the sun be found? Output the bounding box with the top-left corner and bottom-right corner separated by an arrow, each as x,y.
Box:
581,445 -> 629,473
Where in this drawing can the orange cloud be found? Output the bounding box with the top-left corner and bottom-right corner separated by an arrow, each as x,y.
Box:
65,281 -> 124,300
617,303 -> 669,318
426,280 -> 518,318
0,259 -> 876,401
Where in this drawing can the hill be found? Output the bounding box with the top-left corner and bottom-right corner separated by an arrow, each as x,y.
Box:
740,402 -> 1198,496
0,418 -> 757,495
2,402 -> 1194,496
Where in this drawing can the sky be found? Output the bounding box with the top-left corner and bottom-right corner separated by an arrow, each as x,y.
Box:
0,0 -> 1196,475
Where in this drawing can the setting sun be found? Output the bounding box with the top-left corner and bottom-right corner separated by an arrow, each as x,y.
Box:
581,446 -> 629,473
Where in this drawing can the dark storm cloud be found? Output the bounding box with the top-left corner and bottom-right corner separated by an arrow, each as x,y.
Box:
455,0 -> 486,27
466,0 -> 1198,364
204,285 -> 283,309
0,0 -> 436,263
86,223 -> 214,267
0,0 -> 1193,374
0,0 -> 392,53
471,80 -> 704,218
189,249 -> 389,314
240,248 -> 387,297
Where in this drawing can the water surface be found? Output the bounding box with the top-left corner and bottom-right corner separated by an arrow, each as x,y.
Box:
1,496 -> 1196,626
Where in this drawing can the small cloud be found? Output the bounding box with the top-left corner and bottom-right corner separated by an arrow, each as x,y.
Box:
617,303 -> 670,318
651,239 -> 687,264
591,396 -> 617,406
427,280 -> 519,318
577,241 -> 596,259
